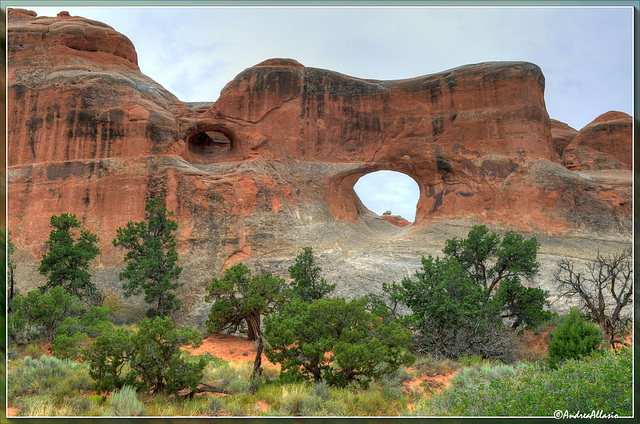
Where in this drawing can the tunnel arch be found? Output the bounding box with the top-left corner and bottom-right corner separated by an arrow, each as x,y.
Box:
353,170 -> 420,225
182,125 -> 240,164
326,165 -> 429,227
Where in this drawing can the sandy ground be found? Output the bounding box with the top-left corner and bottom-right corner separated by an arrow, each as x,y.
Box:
185,334 -> 279,369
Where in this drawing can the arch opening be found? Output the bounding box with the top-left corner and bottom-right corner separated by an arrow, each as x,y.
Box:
353,170 -> 420,226
187,129 -> 232,155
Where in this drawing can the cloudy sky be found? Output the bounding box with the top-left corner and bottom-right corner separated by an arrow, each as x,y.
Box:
21,4 -> 634,222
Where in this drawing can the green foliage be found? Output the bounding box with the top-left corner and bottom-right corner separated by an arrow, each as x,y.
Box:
85,327 -> 135,394
547,308 -> 601,368
38,213 -> 101,303
8,354 -> 92,402
128,316 -> 209,395
50,317 -> 90,361
443,225 -> 547,330
80,306 -> 114,336
264,297 -> 415,387
113,197 -> 183,318
413,347 -> 632,416
443,225 -> 540,290
492,276 -> 551,330
288,247 -> 335,302
11,286 -> 84,341
205,262 -> 289,378
83,317 -> 211,396
8,312 -> 32,344
384,225 -> 548,359
51,306 -> 114,360
386,255 -> 512,359
205,263 -> 288,340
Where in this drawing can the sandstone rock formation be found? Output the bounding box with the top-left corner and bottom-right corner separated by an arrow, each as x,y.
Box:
561,111 -> 633,171
7,9 -> 633,327
381,211 -> 411,227
550,119 -> 578,161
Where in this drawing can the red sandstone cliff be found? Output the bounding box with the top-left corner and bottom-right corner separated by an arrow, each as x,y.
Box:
6,9 -> 632,326
562,111 -> 632,171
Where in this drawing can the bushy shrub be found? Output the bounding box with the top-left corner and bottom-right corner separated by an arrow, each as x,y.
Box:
8,354 -> 92,408
108,385 -> 144,416
387,255 -> 515,360
11,286 -> 84,341
383,225 -> 549,360
129,316 -> 209,395
85,327 -> 135,394
547,308 -> 601,368
264,297 -> 415,387
412,346 -> 632,417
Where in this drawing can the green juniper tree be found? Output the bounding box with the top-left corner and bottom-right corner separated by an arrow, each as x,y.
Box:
442,225 -> 549,330
84,317 -> 210,395
387,255 -> 512,359
38,213 -> 101,304
264,297 -> 415,387
205,263 -> 289,378
51,306 -> 114,360
547,308 -> 601,368
288,246 -> 335,302
383,225 -> 549,359
129,316 -> 209,395
113,198 -> 183,318
85,326 -> 135,394
11,286 -> 84,341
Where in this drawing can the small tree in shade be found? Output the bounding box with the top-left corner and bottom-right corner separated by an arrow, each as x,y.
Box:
288,247 -> 335,302
38,213 -> 101,304
205,263 -> 289,378
113,198 -> 183,318
547,308 -> 601,368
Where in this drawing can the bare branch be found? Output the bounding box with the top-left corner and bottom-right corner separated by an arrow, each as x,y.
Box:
553,249 -> 632,348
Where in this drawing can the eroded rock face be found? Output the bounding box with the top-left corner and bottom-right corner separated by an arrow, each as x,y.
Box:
381,211 -> 411,227
561,111 -> 633,171
550,119 -> 578,161
7,10 -> 632,327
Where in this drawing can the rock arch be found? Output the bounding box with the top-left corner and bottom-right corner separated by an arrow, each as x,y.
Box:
354,170 -> 420,225
326,164 -> 430,226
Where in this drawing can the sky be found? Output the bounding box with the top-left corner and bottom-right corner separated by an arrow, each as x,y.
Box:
17,4 -> 635,222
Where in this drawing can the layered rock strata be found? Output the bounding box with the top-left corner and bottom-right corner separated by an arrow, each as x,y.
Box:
7,9 -> 632,327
